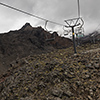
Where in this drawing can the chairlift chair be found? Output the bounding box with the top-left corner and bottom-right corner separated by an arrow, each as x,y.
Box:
63,25 -> 72,36
75,27 -> 84,36
44,20 -> 56,41
75,26 -> 85,45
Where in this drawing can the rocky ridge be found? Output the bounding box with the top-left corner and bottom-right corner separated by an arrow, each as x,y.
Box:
0,23 -> 72,75
0,41 -> 100,100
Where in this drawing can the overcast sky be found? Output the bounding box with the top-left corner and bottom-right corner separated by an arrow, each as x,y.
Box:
0,0 -> 100,35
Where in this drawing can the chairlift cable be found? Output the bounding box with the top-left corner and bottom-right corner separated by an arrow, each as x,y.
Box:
95,24 -> 100,31
0,2 -> 64,26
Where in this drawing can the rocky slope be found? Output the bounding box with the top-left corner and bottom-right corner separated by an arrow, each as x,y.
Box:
0,23 -> 72,75
0,41 -> 100,100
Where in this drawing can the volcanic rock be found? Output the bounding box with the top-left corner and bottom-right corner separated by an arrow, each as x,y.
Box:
0,23 -> 72,75
0,41 -> 99,100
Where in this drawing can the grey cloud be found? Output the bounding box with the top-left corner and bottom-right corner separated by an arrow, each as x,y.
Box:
0,0 -> 100,34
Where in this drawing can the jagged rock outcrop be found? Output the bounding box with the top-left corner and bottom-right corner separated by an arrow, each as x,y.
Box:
0,23 -> 72,75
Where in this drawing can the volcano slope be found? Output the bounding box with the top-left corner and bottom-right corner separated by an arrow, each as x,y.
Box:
0,41 -> 100,100
0,23 -> 72,75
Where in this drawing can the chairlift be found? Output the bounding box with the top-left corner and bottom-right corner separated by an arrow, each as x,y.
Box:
75,27 -> 84,36
44,20 -> 55,41
63,25 -> 71,36
75,26 -> 84,45
63,25 -> 73,39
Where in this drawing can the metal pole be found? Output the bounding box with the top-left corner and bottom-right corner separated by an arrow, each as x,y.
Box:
72,26 -> 77,53
77,0 -> 80,17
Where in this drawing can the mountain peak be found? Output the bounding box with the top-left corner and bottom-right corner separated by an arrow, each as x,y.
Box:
24,22 -> 31,26
20,22 -> 33,31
